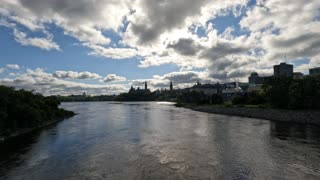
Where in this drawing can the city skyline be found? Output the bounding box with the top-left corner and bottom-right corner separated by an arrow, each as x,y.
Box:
0,0 -> 319,95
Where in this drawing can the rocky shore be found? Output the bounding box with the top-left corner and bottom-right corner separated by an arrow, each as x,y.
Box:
185,105 -> 320,126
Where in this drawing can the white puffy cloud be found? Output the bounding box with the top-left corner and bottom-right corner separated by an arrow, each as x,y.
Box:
85,44 -> 138,59
102,74 -> 127,83
1,0 -> 130,43
0,0 -> 319,83
124,0 -> 209,45
13,29 -> 60,51
53,71 -> 101,79
240,0 -> 320,68
6,64 -> 20,69
0,68 -> 127,96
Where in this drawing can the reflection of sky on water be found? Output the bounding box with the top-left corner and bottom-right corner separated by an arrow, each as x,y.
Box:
1,102 -> 320,179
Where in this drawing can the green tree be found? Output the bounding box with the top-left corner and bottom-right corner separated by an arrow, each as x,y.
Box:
263,77 -> 292,108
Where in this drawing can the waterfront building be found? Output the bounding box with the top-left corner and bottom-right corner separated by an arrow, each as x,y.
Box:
190,83 -> 222,96
190,82 -> 249,97
273,62 -> 293,77
128,81 -> 151,94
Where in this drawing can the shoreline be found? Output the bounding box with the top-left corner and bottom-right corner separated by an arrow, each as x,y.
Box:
184,105 -> 320,126
0,115 -> 74,143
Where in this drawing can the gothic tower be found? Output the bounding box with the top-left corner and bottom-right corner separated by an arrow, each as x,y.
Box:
170,81 -> 173,91
145,81 -> 148,90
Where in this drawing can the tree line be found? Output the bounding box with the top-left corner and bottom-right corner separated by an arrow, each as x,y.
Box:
0,85 -> 75,137
177,75 -> 320,110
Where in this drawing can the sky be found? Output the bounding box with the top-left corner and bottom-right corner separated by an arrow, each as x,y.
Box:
0,0 -> 319,95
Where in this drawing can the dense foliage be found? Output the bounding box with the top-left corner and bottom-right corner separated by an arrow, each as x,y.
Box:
232,91 -> 266,105
115,91 -> 180,102
115,91 -> 157,101
56,95 -> 116,102
0,85 -> 75,137
177,91 -> 223,105
263,75 -> 320,109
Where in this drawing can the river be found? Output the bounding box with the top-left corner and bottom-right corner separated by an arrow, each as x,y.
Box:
1,102 -> 320,179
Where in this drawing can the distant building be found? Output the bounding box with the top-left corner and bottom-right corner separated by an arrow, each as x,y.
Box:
309,67 -> 320,76
293,72 -> 304,79
190,83 -> 223,96
222,82 -> 244,94
248,72 -> 265,84
170,81 -> 173,91
247,84 -> 263,93
190,82 -> 249,96
128,81 -> 151,94
273,62 -> 293,77
145,81 -> 148,90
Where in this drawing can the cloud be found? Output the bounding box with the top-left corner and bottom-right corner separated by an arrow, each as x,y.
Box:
126,0 -> 209,44
201,42 -> 250,61
6,64 -> 20,69
16,0 -> 129,45
85,44 -> 138,59
131,70 -> 215,90
240,0 -> 320,67
0,0 -> 129,52
102,74 -> 126,83
53,71 -> 101,79
154,71 -> 204,83
13,29 -> 60,51
167,38 -> 201,56
0,68 -> 127,96
0,0 -> 319,82
10,16 -> 43,31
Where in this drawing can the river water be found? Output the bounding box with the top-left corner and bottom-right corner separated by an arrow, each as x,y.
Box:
1,102 -> 320,180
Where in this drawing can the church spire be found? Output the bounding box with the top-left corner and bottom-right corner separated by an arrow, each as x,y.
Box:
170,81 -> 173,91
145,81 -> 148,90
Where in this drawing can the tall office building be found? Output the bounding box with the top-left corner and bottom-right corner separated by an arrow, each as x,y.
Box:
309,67 -> 320,76
273,63 -> 293,77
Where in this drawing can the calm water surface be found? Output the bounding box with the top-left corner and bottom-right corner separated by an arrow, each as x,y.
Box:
1,102 -> 320,180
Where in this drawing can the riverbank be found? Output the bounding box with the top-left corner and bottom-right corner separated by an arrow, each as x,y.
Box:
0,114 -> 75,143
184,105 -> 320,126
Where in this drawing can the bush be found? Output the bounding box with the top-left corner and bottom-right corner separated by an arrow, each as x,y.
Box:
232,95 -> 248,105
248,91 -> 266,105
177,91 -> 209,105
210,94 -> 224,104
